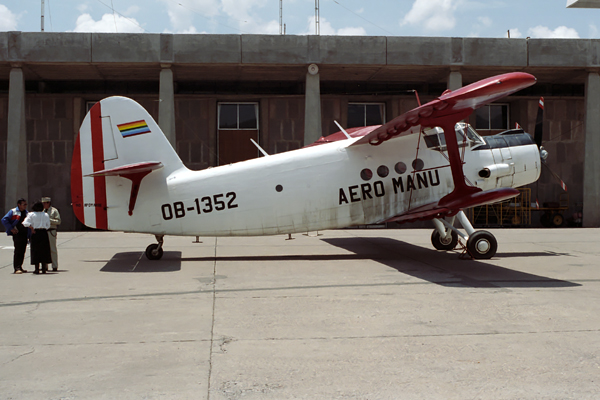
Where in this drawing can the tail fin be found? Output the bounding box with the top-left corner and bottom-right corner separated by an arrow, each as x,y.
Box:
71,96 -> 185,230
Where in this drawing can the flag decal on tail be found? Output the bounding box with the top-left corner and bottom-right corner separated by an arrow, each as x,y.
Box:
118,120 -> 151,138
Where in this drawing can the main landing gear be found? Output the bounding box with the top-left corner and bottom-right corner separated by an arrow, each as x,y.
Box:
145,235 -> 164,260
431,210 -> 498,259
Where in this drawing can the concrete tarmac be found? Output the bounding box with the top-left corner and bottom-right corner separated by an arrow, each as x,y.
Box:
1,228 -> 599,399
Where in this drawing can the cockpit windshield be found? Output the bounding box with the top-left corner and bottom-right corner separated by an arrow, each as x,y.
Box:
459,123 -> 485,144
423,122 -> 484,151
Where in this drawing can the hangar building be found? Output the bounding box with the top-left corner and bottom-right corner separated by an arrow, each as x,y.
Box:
1,32 -> 599,230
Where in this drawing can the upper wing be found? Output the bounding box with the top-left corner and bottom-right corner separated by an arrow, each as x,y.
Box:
350,72 -> 536,147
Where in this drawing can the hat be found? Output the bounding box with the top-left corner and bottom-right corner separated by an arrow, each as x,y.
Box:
41,197 -> 51,202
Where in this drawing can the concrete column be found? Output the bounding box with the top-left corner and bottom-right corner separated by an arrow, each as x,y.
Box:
583,71 -> 600,227
304,64 -> 322,146
159,64 -> 176,147
447,68 -> 462,91
4,65 -> 28,209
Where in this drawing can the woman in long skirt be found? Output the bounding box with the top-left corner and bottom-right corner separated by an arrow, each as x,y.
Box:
22,201 -> 52,274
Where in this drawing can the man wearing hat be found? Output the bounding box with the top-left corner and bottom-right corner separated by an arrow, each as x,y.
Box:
42,197 -> 61,271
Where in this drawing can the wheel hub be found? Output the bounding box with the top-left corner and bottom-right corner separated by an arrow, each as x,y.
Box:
440,236 -> 452,245
476,239 -> 490,253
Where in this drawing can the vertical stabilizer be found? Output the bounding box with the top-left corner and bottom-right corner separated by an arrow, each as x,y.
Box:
71,97 -> 185,229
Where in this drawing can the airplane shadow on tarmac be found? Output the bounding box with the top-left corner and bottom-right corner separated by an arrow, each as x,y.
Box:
97,237 -> 579,289
99,251 -> 182,272
322,237 -> 580,289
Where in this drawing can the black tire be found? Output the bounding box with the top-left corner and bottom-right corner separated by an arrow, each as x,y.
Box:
540,212 -> 553,228
431,229 -> 458,251
466,230 -> 497,259
552,213 -> 564,227
145,243 -> 164,260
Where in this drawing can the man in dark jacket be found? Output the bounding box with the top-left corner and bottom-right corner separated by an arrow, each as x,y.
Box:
2,198 -> 30,274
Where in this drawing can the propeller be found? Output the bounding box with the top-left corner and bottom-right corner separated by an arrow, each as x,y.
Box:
531,96 -> 566,192
534,97 -> 544,148
534,97 -> 549,162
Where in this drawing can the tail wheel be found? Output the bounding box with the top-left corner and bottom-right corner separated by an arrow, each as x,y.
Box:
431,229 -> 458,251
145,243 -> 164,260
466,230 -> 497,259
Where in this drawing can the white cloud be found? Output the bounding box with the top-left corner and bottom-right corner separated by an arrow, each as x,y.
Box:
337,26 -> 367,36
508,28 -> 522,38
221,0 -> 281,34
590,24 -> 598,38
304,16 -> 366,36
222,0 -> 266,21
528,25 -> 579,39
162,0 -> 221,33
124,6 -> 141,16
72,13 -> 145,33
477,16 -> 492,28
401,0 -> 459,31
161,0 -> 220,33
244,20 -> 280,34
0,5 -> 19,31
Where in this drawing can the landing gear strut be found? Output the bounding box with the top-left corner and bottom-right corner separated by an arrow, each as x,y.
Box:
145,235 -> 164,260
431,210 -> 498,259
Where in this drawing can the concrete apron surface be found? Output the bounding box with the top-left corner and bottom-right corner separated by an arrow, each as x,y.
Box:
1,229 -> 599,400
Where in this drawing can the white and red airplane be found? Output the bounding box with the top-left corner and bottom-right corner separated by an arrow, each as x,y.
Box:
71,72 -> 542,260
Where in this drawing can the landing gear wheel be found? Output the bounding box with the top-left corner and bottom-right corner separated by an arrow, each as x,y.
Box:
466,230 -> 497,259
145,243 -> 164,260
431,229 -> 458,251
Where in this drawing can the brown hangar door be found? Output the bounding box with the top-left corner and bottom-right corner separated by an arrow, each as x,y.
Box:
217,103 -> 260,165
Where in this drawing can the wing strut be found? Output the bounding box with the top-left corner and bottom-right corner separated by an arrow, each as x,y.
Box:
419,110 -> 482,207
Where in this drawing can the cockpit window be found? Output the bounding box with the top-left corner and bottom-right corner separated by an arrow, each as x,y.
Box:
423,134 -> 441,148
423,123 -> 484,151
463,124 -> 485,145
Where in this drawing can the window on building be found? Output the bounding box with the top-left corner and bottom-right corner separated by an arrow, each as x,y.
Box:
218,103 -> 259,130
347,103 -> 385,128
475,104 -> 509,130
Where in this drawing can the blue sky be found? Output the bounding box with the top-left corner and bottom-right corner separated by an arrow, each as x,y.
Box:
1,0 -> 598,38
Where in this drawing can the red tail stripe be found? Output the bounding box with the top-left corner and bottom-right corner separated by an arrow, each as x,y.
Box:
90,103 -> 108,230
70,135 -> 84,224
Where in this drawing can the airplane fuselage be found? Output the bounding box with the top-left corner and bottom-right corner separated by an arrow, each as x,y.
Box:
104,127 -> 540,236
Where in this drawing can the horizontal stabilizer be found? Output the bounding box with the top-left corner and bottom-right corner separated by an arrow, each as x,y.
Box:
85,161 -> 163,177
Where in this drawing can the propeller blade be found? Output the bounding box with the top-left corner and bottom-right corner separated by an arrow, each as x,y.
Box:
534,97 -> 544,148
542,162 -> 567,192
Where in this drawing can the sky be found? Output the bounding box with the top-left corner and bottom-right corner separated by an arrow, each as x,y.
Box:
0,0 -> 598,38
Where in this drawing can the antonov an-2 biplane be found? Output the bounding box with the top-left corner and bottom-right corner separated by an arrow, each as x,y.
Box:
71,72 -> 542,260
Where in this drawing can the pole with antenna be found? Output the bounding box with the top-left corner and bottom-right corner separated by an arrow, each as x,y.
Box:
41,0 -> 45,31
279,0 -> 283,35
315,0 -> 320,35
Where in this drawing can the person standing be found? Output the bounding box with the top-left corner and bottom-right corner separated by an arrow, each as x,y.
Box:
42,197 -> 61,271
22,201 -> 52,274
1,198 -> 30,274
